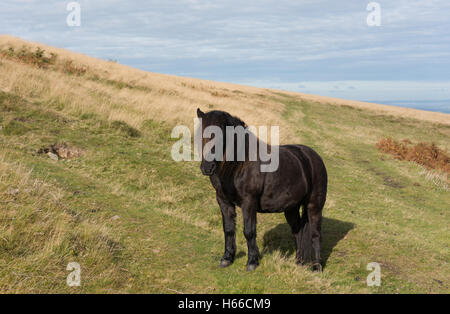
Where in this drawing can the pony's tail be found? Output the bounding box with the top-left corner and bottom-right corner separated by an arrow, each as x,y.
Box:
299,213 -> 313,264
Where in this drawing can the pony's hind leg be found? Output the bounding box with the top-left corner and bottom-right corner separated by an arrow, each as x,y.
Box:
306,196 -> 325,272
284,204 -> 306,265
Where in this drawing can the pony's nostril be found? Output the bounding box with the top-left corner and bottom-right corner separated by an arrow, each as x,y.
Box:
200,162 -> 216,176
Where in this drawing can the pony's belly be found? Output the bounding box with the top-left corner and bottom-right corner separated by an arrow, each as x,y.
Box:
257,207 -> 285,213
259,197 -> 299,213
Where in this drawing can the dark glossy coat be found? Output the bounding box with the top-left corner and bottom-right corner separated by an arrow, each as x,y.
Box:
197,109 -> 327,271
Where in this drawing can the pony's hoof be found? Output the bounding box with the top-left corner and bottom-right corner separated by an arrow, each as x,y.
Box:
219,259 -> 233,268
312,263 -> 322,273
247,264 -> 258,272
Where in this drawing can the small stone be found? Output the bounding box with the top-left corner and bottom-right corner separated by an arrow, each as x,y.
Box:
111,215 -> 120,220
47,152 -> 59,161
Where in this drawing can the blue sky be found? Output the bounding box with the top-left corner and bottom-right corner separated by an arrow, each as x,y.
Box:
1,0 -> 450,110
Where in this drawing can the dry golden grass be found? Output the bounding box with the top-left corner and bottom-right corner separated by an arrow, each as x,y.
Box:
0,35 -> 286,138
1,35 -> 447,145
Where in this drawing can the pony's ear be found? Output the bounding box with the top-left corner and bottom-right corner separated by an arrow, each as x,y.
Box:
197,108 -> 205,118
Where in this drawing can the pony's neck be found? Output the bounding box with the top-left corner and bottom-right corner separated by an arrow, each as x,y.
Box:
218,160 -> 243,177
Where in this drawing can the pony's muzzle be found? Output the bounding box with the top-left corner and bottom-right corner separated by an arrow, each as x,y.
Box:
201,161 -> 217,176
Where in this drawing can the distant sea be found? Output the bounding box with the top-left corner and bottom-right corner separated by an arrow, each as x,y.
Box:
364,100 -> 450,114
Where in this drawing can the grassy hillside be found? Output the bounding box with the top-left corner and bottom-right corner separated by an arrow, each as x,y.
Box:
0,36 -> 449,293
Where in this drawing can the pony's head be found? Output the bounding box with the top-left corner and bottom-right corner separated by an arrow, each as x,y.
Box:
196,108 -> 246,176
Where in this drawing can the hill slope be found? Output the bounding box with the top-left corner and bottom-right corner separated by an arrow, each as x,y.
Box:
0,35 -> 449,293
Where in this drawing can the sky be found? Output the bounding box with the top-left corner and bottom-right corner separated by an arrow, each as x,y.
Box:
1,0 -> 450,112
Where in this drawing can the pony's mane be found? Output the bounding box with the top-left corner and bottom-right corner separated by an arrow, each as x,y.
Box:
204,110 -> 247,129
220,112 -> 252,177
225,112 -> 247,129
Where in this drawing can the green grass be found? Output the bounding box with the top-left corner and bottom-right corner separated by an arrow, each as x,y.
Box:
0,91 -> 448,293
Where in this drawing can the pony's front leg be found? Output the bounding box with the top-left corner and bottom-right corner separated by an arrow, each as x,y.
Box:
217,194 -> 236,268
242,199 -> 259,271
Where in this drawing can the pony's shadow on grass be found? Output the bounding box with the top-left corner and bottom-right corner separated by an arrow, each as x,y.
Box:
262,217 -> 354,268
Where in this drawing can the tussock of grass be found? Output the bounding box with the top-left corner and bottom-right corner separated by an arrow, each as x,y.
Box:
60,59 -> 88,76
2,119 -> 30,136
110,120 -> 141,138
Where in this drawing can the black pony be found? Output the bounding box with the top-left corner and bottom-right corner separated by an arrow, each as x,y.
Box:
197,109 -> 327,272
